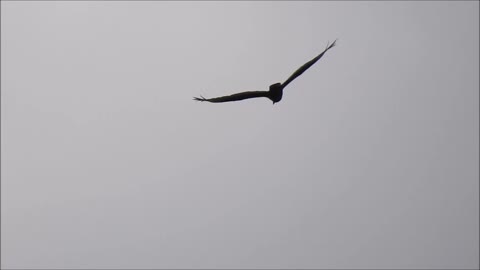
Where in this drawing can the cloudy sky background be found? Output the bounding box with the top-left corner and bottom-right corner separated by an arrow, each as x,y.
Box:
1,1 -> 479,269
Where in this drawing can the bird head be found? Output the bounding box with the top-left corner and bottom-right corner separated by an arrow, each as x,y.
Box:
268,82 -> 283,105
269,82 -> 282,91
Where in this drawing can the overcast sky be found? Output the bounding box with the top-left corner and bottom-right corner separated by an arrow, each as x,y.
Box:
1,1 -> 479,269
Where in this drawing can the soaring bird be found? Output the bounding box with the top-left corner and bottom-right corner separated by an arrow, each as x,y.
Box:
194,39 -> 337,104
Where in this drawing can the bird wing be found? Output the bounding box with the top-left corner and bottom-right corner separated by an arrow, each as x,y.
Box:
194,91 -> 269,103
281,39 -> 337,89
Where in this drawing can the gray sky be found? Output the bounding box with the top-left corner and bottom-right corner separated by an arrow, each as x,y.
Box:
1,1 -> 478,269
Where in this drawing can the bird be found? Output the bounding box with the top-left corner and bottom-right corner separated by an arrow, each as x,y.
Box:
194,39 -> 337,105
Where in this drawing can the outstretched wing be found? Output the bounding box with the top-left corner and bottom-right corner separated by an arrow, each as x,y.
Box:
281,39 -> 337,89
194,91 -> 269,103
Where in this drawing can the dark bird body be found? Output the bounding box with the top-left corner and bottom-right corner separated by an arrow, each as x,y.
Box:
194,39 -> 336,104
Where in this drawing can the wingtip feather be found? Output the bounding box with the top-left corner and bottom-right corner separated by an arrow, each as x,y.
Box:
329,39 -> 338,49
193,95 -> 208,102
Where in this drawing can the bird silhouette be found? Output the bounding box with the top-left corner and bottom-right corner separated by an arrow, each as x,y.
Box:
194,39 -> 337,104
